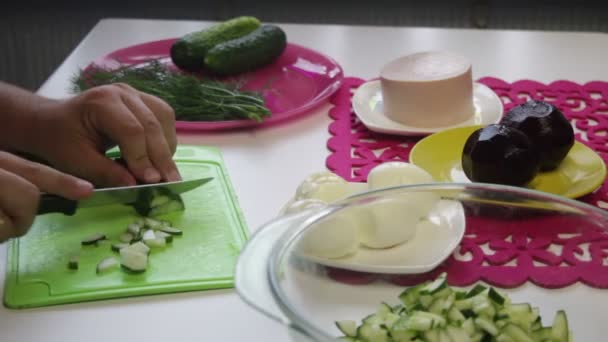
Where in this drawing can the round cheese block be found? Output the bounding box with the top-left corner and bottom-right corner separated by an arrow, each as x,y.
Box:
380,51 -> 475,127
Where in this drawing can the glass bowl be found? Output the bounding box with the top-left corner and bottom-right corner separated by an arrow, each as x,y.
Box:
235,183 -> 608,341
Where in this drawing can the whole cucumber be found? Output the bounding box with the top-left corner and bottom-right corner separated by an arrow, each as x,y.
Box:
204,24 -> 287,76
170,16 -> 261,72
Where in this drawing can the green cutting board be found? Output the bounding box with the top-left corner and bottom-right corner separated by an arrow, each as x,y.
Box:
3,146 -> 248,309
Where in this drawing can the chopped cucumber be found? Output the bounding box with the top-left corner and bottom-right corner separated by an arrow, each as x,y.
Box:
120,248 -> 148,273
488,288 -> 505,305
357,324 -> 390,342
475,317 -> 498,336
154,230 -> 173,243
551,310 -> 569,342
148,199 -> 185,217
143,229 -> 165,247
68,255 -> 79,270
126,241 -> 150,255
144,218 -> 163,229
150,195 -> 171,208
159,226 -> 183,235
466,285 -> 488,298
144,237 -> 166,248
96,257 -> 119,274
142,229 -> 156,240
127,223 -> 142,236
111,242 -> 130,252
335,320 -> 357,337
335,274 -> 572,342
420,277 -> 448,295
133,188 -> 185,217
81,232 -> 106,245
502,323 -> 534,342
119,233 -> 134,243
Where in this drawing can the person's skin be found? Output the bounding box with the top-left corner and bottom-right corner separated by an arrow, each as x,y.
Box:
0,81 -> 181,241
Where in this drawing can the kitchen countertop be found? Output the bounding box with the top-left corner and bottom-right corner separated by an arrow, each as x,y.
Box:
1,18 -> 608,341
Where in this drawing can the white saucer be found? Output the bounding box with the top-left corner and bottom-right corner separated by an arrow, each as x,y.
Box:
352,80 -> 504,136
298,199 -> 466,274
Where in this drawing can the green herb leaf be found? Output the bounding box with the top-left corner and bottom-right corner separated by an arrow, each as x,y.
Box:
71,60 -> 272,122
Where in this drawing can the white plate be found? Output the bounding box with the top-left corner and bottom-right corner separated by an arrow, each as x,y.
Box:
298,199 -> 466,274
352,80 -> 504,136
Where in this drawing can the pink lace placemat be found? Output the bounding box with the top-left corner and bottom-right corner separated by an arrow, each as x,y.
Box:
325,76 -> 608,289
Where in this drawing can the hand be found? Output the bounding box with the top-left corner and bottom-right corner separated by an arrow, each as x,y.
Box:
28,83 -> 181,187
0,152 -> 93,242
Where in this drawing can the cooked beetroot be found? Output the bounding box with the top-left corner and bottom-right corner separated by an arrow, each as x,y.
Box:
462,124 -> 540,186
501,100 -> 574,171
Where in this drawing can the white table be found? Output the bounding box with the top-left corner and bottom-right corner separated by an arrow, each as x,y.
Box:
2,18 -> 608,342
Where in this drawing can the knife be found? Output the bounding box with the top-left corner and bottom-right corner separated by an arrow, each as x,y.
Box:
37,177 -> 214,216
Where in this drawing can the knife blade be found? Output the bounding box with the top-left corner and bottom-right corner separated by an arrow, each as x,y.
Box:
37,177 -> 213,216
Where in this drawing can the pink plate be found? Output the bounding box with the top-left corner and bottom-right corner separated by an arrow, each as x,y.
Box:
90,38 -> 344,132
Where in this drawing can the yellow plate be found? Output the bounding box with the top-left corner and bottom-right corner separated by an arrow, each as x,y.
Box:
409,125 -> 607,199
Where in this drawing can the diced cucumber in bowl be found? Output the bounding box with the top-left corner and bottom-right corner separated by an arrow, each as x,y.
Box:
334,273 -> 572,342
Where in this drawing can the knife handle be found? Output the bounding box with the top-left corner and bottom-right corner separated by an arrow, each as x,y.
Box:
37,194 -> 78,216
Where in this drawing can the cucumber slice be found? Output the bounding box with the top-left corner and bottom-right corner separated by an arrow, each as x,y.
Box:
409,312 -> 447,331
159,226 -> 183,236
461,309 -> 476,319
362,314 -> 383,325
551,310 -> 569,342
419,295 -> 434,309
423,330 -> 440,342
448,307 -> 466,323
357,324 -> 389,342
429,298 -> 446,315
420,275 -> 447,295
144,218 -> 163,229
144,237 -> 166,248
338,337 -> 359,342
96,257 -> 119,274
81,232 -> 106,245
120,248 -> 148,273
150,195 -> 171,207
466,285 -> 487,298
390,317 -> 419,341
126,241 -> 150,255
502,324 -> 534,342
531,327 -> 552,340
127,223 -> 142,236
495,334 -> 515,342
446,325 -> 471,342
133,188 -> 185,217
149,199 -> 185,217
111,242 -> 130,252
470,333 -> 484,342
475,317 -> 498,336
455,298 -> 474,311
154,230 -> 173,243
462,318 -> 476,336
433,286 -> 453,300
399,283 -> 426,307
336,320 -> 357,337
488,288 -> 505,306
142,229 -> 156,240
119,233 -> 134,243
438,329 -> 452,342
377,302 -> 393,316
68,255 -> 79,270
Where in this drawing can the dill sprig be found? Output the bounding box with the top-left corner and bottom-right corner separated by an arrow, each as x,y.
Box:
71,60 -> 271,122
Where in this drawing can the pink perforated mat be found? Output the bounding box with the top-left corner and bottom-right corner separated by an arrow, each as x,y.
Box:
325,77 -> 608,289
